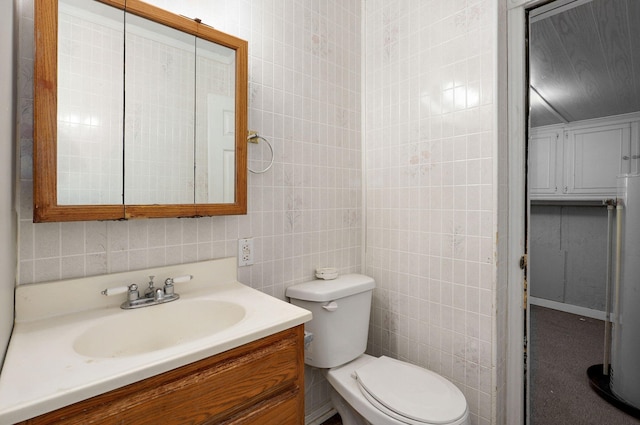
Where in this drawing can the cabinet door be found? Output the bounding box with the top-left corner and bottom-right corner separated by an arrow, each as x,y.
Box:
529,129 -> 562,198
565,123 -> 631,197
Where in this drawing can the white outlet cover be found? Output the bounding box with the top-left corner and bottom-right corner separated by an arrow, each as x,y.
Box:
238,238 -> 254,266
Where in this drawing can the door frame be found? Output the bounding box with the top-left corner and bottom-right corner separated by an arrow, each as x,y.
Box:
506,1 -> 549,424
506,3 -> 527,423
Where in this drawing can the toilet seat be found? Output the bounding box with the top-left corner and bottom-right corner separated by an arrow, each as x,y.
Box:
354,356 -> 467,425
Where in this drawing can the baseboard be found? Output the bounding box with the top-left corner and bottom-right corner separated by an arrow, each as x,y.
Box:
529,297 -> 606,321
305,403 -> 336,425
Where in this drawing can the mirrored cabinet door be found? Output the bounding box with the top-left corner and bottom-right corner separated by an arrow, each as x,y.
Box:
34,0 -> 248,222
57,0 -> 124,206
123,12 -> 196,205
195,38 -> 237,204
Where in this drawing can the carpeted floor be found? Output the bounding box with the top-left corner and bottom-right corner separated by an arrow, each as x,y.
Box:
530,305 -> 640,425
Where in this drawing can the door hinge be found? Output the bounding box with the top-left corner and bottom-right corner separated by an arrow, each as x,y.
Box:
521,254 -> 528,310
523,276 -> 528,310
519,254 -> 527,270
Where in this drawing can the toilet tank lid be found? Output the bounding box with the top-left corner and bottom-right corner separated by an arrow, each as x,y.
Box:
286,274 -> 375,302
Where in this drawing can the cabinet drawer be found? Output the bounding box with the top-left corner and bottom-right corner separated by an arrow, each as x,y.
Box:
222,388 -> 301,425
20,326 -> 304,425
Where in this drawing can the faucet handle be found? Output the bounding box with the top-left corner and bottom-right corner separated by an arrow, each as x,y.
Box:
178,275 -> 193,283
163,275 -> 193,296
101,285 -> 129,296
166,275 -> 193,285
101,283 -> 138,299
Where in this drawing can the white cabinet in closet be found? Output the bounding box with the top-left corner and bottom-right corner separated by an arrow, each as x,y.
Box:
564,122 -> 633,197
529,128 -> 562,196
529,117 -> 639,201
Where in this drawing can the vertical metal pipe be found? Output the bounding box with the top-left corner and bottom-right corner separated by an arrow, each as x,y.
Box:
611,202 -> 624,378
603,200 -> 614,375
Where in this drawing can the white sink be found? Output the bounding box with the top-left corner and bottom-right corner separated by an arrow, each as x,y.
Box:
73,300 -> 246,358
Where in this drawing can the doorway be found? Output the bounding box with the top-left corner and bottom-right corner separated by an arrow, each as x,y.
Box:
525,0 -> 640,423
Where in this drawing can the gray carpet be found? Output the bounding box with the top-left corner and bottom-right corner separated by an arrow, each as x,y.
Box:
530,305 -> 640,425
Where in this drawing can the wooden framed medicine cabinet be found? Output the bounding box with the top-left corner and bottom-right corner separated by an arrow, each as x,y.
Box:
34,0 -> 248,222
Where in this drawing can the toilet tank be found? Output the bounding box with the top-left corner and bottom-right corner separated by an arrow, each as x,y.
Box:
286,274 -> 375,368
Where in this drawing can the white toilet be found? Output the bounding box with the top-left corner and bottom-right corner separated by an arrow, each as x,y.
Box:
286,274 -> 470,425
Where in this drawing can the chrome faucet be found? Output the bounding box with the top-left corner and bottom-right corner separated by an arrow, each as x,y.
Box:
143,275 -> 157,298
102,275 -> 193,309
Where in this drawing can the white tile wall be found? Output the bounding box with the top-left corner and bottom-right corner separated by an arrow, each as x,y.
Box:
16,0 -> 507,423
17,0 -> 361,419
363,1 -> 498,424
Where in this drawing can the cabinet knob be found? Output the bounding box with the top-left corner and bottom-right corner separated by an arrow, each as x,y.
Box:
633,155 -> 640,160
563,186 -> 568,193
623,156 -> 630,160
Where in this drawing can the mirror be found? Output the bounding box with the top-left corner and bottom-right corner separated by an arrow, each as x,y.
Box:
34,0 -> 248,222
123,11 -> 197,205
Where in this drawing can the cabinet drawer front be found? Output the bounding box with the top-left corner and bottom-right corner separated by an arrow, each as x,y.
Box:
190,334 -> 301,421
221,389 -> 302,425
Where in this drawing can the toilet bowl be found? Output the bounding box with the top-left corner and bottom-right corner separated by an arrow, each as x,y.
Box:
286,274 -> 470,425
326,354 -> 468,425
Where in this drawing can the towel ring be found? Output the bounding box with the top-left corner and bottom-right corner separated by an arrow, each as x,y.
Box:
247,132 -> 274,174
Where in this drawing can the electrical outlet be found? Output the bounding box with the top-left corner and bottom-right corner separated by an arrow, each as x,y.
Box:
238,238 -> 254,266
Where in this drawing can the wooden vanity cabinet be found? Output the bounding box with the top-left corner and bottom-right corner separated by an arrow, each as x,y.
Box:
19,326 -> 304,425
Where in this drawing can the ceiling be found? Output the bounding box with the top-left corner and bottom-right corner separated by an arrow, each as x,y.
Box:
529,0 -> 640,127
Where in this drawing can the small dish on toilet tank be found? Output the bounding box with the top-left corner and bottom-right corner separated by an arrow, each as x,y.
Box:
315,267 -> 338,280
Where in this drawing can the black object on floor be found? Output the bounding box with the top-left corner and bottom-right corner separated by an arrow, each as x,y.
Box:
321,413 -> 342,425
588,364 -> 640,420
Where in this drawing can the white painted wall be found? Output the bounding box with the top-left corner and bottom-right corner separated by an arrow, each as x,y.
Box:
0,0 -> 17,367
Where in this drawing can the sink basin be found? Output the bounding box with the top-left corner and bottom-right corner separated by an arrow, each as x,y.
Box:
73,300 -> 245,358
